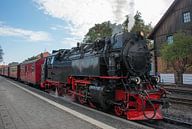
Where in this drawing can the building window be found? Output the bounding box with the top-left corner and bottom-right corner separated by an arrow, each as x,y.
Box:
183,12 -> 191,23
167,35 -> 173,44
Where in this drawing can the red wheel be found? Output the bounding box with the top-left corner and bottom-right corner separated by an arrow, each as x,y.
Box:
114,106 -> 124,116
57,87 -> 64,96
77,95 -> 86,104
77,90 -> 87,104
88,100 -> 96,108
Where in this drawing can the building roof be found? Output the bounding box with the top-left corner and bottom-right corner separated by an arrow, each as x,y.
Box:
148,0 -> 179,39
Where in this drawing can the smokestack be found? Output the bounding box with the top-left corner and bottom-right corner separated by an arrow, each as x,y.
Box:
110,23 -> 123,35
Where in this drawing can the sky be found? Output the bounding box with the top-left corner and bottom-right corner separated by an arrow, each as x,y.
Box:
0,0 -> 174,64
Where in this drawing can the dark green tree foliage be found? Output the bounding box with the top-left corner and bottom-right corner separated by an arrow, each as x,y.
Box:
84,21 -> 112,42
24,56 -> 38,62
84,12 -> 153,43
0,45 -> 3,62
161,32 -> 192,85
131,11 -> 153,37
131,11 -> 144,32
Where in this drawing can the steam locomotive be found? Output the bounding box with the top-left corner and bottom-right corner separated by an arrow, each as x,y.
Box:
0,32 -> 169,120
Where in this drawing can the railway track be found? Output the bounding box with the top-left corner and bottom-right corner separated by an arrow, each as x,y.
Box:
168,96 -> 192,106
138,117 -> 192,129
162,85 -> 192,106
165,88 -> 192,94
162,84 -> 192,94
163,117 -> 192,128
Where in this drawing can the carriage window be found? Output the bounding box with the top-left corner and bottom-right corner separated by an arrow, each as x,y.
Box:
21,66 -> 24,71
31,64 -> 35,72
25,66 -> 27,72
183,12 -> 191,23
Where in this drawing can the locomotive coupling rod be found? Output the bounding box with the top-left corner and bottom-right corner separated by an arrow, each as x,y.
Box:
107,100 -> 123,106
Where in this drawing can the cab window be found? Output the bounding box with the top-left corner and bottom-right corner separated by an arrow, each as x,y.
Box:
51,57 -> 55,64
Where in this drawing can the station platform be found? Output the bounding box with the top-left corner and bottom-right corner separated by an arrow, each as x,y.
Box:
0,76 -> 151,129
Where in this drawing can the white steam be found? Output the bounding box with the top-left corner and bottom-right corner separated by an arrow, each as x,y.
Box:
111,0 -> 135,31
35,0 -> 136,38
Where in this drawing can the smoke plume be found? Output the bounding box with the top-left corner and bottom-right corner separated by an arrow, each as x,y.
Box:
128,0 -> 135,31
111,0 -> 135,32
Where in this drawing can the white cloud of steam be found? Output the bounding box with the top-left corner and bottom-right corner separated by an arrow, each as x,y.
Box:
35,0 -> 135,39
111,0 -> 135,31
35,0 -> 174,40
0,24 -> 51,42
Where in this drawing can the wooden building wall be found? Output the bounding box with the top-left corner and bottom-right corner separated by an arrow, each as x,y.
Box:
153,0 -> 192,73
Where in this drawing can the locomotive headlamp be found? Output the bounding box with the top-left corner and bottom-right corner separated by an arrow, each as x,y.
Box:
151,76 -> 160,84
130,77 -> 141,84
135,77 -> 141,84
156,76 -> 160,83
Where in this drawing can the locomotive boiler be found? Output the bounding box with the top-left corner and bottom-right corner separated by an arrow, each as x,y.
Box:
41,32 -> 169,120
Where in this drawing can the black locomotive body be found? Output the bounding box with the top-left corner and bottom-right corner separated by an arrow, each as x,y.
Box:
44,32 -> 150,79
41,32 -> 169,120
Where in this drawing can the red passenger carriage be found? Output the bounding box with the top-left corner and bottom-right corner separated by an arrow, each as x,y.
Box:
20,58 -> 45,85
0,67 -> 3,75
9,64 -> 20,79
2,66 -> 9,77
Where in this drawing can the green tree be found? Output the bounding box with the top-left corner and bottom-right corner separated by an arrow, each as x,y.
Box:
0,45 -> 3,62
161,32 -> 192,85
24,56 -> 38,62
84,21 -> 112,42
131,11 -> 153,37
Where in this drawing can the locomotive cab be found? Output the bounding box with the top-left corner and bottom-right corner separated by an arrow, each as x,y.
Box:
41,49 -> 72,84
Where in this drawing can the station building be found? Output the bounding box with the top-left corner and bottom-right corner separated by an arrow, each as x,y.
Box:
148,0 -> 192,84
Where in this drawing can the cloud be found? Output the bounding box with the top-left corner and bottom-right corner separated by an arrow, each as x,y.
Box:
134,0 -> 174,25
35,0 -> 134,39
0,24 -> 51,42
35,0 -> 174,39
50,24 -> 66,31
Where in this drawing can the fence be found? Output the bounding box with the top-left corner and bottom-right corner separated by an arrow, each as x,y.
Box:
160,73 -> 192,85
